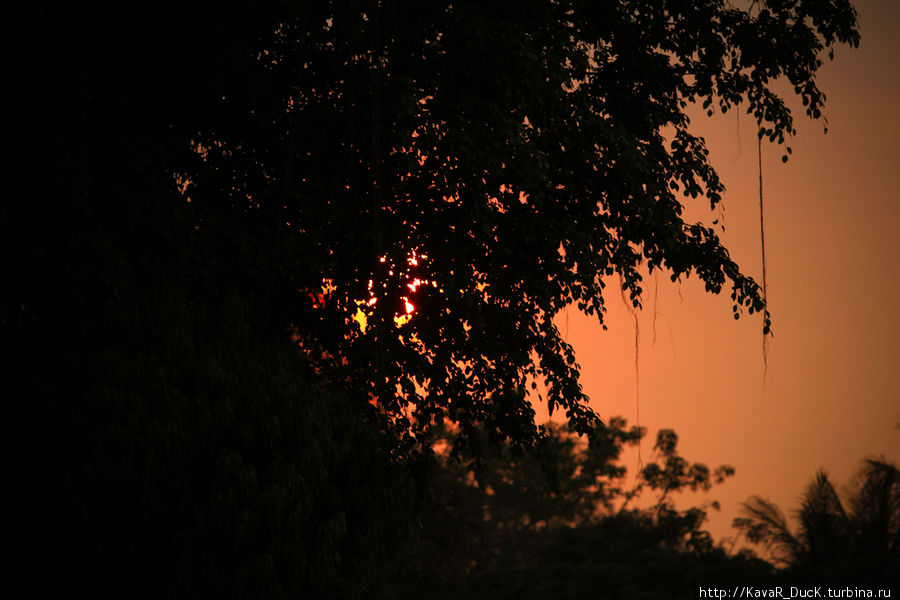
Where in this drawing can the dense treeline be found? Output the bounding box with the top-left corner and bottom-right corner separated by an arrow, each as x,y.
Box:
391,421 -> 777,599
392,424 -> 898,598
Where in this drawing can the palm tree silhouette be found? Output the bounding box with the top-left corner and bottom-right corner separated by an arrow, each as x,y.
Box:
733,458 -> 899,581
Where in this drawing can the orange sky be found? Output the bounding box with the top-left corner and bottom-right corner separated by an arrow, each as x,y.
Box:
539,0 -> 900,545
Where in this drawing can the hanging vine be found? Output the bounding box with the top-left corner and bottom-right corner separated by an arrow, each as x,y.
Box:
620,275 -> 643,473
757,134 -> 769,379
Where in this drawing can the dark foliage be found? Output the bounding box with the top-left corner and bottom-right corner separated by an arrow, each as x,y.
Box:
392,420 -> 773,599
7,0 -> 856,447
734,457 -> 900,586
8,286 -> 417,598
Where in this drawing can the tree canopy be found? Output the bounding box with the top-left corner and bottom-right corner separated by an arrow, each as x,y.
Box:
6,0 -> 860,448
394,419 -> 774,599
148,0 -> 858,446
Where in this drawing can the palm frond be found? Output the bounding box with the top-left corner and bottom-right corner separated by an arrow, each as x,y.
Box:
848,458 -> 900,560
795,470 -> 850,565
733,496 -> 801,567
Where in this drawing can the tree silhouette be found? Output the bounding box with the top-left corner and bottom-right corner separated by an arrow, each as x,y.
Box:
4,1 -> 860,448
733,458 -> 899,583
2,1 -> 863,595
394,419 -> 773,599
178,0 -> 861,448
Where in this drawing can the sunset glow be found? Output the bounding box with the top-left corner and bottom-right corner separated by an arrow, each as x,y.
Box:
345,250 -> 431,333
